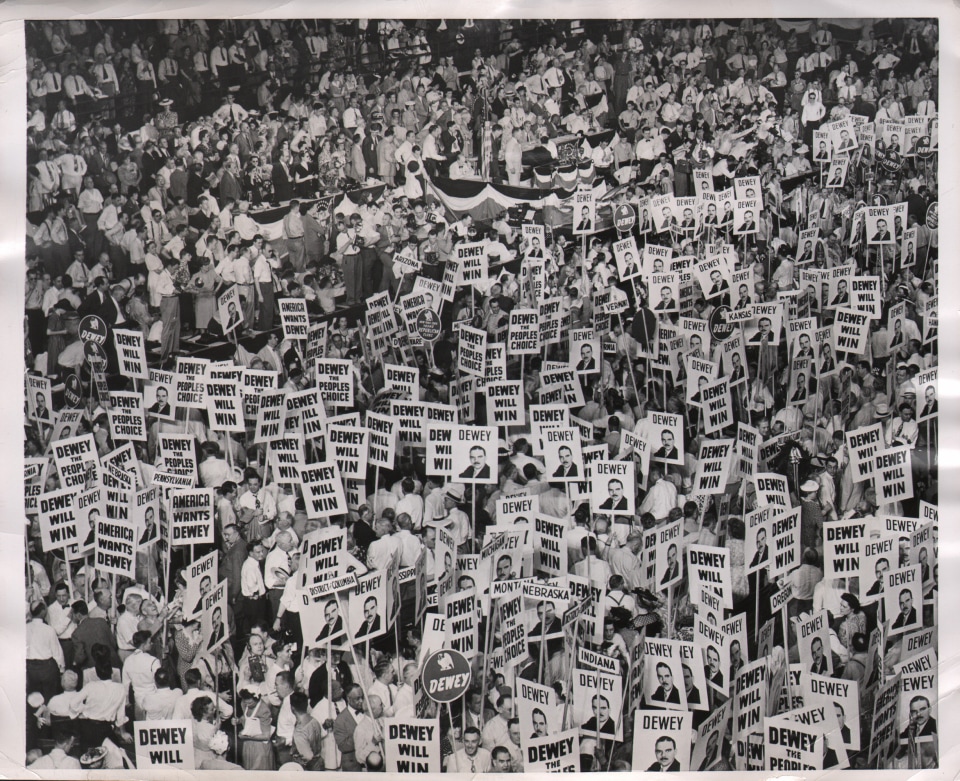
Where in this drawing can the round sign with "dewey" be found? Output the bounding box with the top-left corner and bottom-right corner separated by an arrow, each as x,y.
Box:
421,648 -> 471,703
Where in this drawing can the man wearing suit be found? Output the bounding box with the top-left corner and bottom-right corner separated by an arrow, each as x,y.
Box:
920,386 -> 938,418
705,646 -> 724,688
599,479 -> 629,512
735,283 -> 752,309
80,276 -> 122,327
749,528 -> 769,568
315,599 -> 344,642
820,345 -> 836,375
655,286 -> 677,311
871,218 -> 892,243
707,270 -> 730,305
680,208 -> 697,231
575,343 -> 597,372
354,596 -> 382,639
834,703 -> 852,744
748,317 -> 773,343
459,446 -> 491,480
810,637 -> 828,674
830,279 -> 850,306
647,736 -> 682,772
552,446 -> 579,478
683,664 -> 701,707
192,574 -> 213,616
897,695 -> 938,767
654,431 -> 679,461
798,240 -> 814,262
138,506 -> 157,545
334,685 -> 365,771
650,663 -> 682,705
580,695 -> 616,735
575,206 -> 593,233
621,251 -> 639,278
866,558 -> 890,596
736,209 -> 756,234
697,730 -> 721,770
34,392 -> 50,420
728,352 -> 746,385
660,206 -> 678,231
891,589 -> 918,630
148,386 -> 171,416
206,606 -> 225,650
225,301 -> 242,331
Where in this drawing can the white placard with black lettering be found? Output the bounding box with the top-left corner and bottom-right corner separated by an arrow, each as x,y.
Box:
450,425 -> 497,484
632,710 -> 692,772
134,719 -> 195,770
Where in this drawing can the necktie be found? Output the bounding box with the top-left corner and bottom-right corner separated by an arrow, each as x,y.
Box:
53,74 -> 60,91
68,76 -> 76,94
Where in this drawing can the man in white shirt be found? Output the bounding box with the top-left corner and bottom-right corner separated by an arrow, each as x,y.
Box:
27,603 -> 64,701
141,668 -> 181,720
239,541 -> 268,637
639,466 -> 679,522
26,729 -> 81,770
395,477 -> 424,530
264,531 -> 294,620
367,518 -> 401,572
47,582 -> 76,661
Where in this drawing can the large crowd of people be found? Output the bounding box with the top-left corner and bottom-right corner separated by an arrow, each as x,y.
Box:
23,16 -> 938,773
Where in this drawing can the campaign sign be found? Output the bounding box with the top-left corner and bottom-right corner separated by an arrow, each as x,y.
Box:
135,720 -> 195,770
421,648 -> 472,703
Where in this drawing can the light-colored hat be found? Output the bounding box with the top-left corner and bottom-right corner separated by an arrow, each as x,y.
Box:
445,483 -> 465,501
800,480 -> 819,493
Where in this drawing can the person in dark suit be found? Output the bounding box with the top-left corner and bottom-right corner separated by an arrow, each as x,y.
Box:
736,210 -> 756,233
575,206 -> 593,233
639,209 -> 653,233
148,386 -> 171,416
901,696 -> 937,739
354,596 -> 382,638
720,202 -> 734,227
654,431 -> 679,461
34,392 -> 50,420
315,599 -> 344,642
810,637 -> 828,674
682,664 -> 701,707
552,446 -> 579,478
206,606 -> 225,649
920,386 -> 938,418
660,206 -> 678,231
580,694 -> 616,735
707,270 -> 730,304
79,276 -> 121,325
575,343 -> 597,372
660,544 -> 680,585
735,283 -> 752,309
834,702 -> 852,744
138,506 -> 157,545
620,251 -> 639,278
748,317 -> 773,343
728,351 -> 746,385
528,601 -> 563,661
705,646 -> 723,688
334,685 -> 364,771
459,446 -> 491,480
830,279 -> 850,306
697,730 -> 720,770
650,663 -> 681,705
819,344 -> 836,375
798,240 -> 814,262
749,527 -> 769,568
871,218 -> 891,242
795,334 -> 814,359
891,589 -> 918,630
192,574 -> 213,616
224,301 -> 242,331
790,373 -> 808,403
272,158 -> 294,202
646,736 -> 682,772
598,479 -> 628,511
655,286 -> 677,311
827,165 -> 845,186
866,558 -> 890,596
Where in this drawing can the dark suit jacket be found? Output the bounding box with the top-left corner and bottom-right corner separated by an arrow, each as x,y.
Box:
650,685 -> 681,704
580,716 -> 615,735
207,623 -> 225,649
647,759 -> 682,771
459,464 -> 491,480
749,546 -> 769,568
891,607 -> 918,629
811,656 -> 828,674
576,219 -> 592,232
148,402 -> 171,415
830,292 -> 849,305
654,446 -> 679,460
737,220 -> 756,233
655,299 -> 677,310
576,358 -> 596,372
272,162 -> 293,203
355,615 -> 382,638
871,230 -> 891,242
316,617 -> 344,642
599,497 -> 629,512
660,563 -> 680,585
552,464 -> 578,478
921,402 -> 937,417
